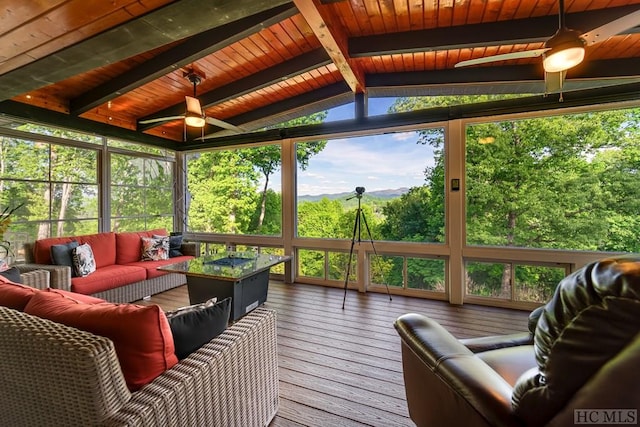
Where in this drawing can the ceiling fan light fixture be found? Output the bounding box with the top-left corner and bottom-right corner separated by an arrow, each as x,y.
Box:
542,28 -> 585,72
184,111 -> 205,127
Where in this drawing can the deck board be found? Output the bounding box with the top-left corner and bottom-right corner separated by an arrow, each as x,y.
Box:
139,280 -> 530,426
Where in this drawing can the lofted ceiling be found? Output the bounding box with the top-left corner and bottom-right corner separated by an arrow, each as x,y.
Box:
1,0 -> 640,151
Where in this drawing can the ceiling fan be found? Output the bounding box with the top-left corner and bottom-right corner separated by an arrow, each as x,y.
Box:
139,70 -> 245,133
455,0 -> 640,95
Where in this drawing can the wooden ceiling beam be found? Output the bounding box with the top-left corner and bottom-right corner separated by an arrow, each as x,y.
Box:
180,82 -> 640,151
0,0 -> 291,101
70,4 -> 298,116
349,5 -> 640,57
188,81 -> 352,144
366,58 -> 640,91
293,0 -> 365,93
138,48 -> 331,131
0,100 -> 177,150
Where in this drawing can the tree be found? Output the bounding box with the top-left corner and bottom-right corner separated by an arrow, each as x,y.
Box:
187,150 -> 259,233
239,111 -> 328,232
388,96 -> 640,298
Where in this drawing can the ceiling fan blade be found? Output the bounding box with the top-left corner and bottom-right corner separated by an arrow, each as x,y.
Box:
185,96 -> 203,115
544,70 -> 566,94
139,115 -> 185,124
455,48 -> 549,67
205,116 -> 245,133
580,8 -> 640,46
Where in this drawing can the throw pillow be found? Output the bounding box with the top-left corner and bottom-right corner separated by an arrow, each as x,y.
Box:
72,243 -> 96,277
0,266 -> 22,284
50,240 -> 80,276
24,291 -> 178,391
166,297 -> 231,360
141,236 -> 169,261
154,233 -> 184,257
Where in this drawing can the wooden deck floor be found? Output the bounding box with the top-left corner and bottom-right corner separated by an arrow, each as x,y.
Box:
142,281 -> 531,427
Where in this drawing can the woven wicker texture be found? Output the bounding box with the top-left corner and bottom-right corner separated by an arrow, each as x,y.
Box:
21,242 -> 198,301
104,308 -> 279,427
91,272 -> 186,303
17,268 -> 50,289
0,306 -> 132,426
1,306 -> 279,427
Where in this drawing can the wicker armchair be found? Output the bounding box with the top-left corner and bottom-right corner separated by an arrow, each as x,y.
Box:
0,306 -> 279,427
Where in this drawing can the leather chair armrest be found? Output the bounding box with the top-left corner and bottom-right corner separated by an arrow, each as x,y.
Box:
460,332 -> 533,354
395,313 -> 523,427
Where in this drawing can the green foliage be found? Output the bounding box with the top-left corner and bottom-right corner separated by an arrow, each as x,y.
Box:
187,150 -> 259,234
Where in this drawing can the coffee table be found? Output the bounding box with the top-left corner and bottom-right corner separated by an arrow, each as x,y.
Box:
159,252 -> 290,321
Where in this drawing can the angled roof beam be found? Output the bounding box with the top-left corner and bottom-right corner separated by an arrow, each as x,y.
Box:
187,81 -> 351,145
0,100 -> 177,150
349,5 -> 640,57
365,58 -> 640,90
70,4 -> 297,116
0,0 -> 291,101
293,0 -> 365,93
179,81 -> 640,151
138,48 -> 331,131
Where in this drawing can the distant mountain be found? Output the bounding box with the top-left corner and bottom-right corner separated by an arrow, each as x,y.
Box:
298,188 -> 409,202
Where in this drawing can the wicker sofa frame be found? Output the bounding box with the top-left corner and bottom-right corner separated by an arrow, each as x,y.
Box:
17,241 -> 198,303
0,306 -> 279,427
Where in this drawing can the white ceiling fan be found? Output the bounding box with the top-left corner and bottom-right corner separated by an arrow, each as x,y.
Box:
139,70 -> 245,133
455,0 -> 640,95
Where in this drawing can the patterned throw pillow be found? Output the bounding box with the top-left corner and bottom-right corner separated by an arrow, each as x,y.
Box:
141,236 -> 169,261
72,243 -> 96,277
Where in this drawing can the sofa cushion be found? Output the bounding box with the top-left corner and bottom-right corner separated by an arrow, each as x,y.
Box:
71,265 -> 147,295
125,255 -> 194,279
0,266 -> 22,284
115,229 -> 167,265
155,233 -> 184,257
34,236 -> 75,264
141,236 -> 169,261
0,277 -> 38,310
166,297 -> 231,359
45,288 -> 106,304
35,232 -> 116,268
24,291 -> 178,391
77,233 -> 116,268
72,243 -> 97,277
50,240 -> 79,270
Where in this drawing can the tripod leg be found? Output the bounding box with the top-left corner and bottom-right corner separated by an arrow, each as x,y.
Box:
342,210 -> 360,309
360,211 -> 392,301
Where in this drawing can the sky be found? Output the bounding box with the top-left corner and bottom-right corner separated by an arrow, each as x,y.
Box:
265,97 -> 436,196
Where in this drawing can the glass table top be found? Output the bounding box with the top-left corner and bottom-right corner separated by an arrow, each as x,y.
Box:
159,251 -> 291,281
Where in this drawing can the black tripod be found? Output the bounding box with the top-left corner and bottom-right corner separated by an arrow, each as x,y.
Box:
342,187 -> 392,309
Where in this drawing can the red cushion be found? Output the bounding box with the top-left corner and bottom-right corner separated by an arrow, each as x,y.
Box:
70,265 -> 146,295
125,255 -> 194,279
34,236 -> 75,264
115,229 -> 167,265
77,232 -> 116,268
0,277 -> 39,310
34,232 -> 117,268
45,288 -> 106,304
24,291 -> 177,391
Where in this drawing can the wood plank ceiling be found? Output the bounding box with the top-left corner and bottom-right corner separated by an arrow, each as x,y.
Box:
0,0 -> 639,150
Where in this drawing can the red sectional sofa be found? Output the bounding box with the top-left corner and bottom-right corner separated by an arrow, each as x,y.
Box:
21,229 -> 197,303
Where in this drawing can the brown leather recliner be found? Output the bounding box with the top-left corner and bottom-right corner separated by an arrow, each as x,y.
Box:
394,256 -> 640,427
